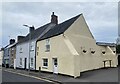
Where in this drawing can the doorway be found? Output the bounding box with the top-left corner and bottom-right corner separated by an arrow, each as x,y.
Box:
53,58 -> 58,74
24,58 -> 27,69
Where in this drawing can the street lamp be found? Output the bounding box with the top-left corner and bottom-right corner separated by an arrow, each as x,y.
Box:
23,24 -> 32,74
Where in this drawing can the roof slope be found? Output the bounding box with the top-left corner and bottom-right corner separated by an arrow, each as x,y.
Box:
18,14 -> 81,44
17,23 -> 51,44
39,14 -> 81,40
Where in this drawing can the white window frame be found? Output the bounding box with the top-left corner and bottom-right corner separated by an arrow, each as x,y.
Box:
20,58 -> 22,65
45,38 -> 50,52
31,58 -> 33,66
42,58 -> 48,67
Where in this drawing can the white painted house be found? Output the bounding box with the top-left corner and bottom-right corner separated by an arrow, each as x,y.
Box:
16,12 -> 58,70
0,48 -> 4,66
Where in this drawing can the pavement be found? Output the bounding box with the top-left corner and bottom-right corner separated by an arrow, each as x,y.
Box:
2,67 -> 119,83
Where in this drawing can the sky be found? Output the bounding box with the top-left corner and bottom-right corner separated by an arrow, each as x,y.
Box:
1,1 -> 119,48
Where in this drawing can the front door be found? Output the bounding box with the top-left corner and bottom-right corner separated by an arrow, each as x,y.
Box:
53,58 -> 58,74
24,58 -> 27,69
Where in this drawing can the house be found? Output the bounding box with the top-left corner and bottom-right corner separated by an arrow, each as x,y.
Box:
116,36 -> 120,65
16,12 -> 57,70
9,42 -> 17,68
3,39 -> 16,68
0,48 -> 4,66
36,13 -> 118,78
96,42 -> 116,67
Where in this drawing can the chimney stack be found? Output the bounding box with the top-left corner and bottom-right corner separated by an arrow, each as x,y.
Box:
17,36 -> 25,42
51,12 -> 58,24
29,26 -> 35,33
10,39 -> 15,44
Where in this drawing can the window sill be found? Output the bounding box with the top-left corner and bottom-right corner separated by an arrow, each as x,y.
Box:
42,66 -> 48,69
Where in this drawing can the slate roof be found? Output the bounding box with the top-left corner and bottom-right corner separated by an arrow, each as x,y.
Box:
17,14 -> 81,44
96,42 -> 116,47
17,23 -> 51,44
39,14 -> 81,41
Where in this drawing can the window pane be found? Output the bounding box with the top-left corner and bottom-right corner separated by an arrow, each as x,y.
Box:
43,59 -> 48,67
31,58 -> 33,66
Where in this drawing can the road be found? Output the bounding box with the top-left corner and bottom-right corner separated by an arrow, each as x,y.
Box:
2,70 -> 54,83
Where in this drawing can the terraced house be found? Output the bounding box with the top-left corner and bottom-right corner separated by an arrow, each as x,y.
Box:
16,12 -> 58,70
35,13 -> 117,78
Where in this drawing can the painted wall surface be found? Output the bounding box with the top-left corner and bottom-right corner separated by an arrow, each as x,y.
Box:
3,48 -> 10,65
9,46 -> 16,67
65,14 -> 117,77
36,15 -> 117,78
16,40 -> 36,70
36,35 -> 75,76
0,50 -> 3,65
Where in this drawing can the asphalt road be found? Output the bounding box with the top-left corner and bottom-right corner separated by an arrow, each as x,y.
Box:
2,70 -> 53,83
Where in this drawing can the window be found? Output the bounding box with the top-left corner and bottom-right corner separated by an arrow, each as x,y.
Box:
45,39 -> 50,52
37,52 -> 39,56
20,47 -> 22,51
37,47 -> 39,51
31,58 -> 33,66
20,58 -> 22,65
43,59 -> 48,67
19,47 -> 23,53
30,42 -> 34,51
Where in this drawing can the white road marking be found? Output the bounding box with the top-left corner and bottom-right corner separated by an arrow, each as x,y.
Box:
3,69 -> 57,83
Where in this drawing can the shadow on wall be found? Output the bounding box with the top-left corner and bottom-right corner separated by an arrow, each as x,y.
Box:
116,45 -> 120,65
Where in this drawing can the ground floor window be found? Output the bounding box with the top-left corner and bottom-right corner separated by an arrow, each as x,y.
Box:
31,58 -> 33,66
20,58 -> 22,65
42,58 -> 48,67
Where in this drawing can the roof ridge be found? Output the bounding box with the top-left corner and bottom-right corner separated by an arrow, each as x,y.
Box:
39,13 -> 82,40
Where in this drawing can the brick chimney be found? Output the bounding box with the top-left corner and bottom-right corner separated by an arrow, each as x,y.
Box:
17,36 -> 25,42
51,12 -> 58,24
10,39 -> 15,44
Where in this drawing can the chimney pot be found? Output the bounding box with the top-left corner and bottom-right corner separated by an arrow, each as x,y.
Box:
10,39 -> 15,44
52,12 -> 54,15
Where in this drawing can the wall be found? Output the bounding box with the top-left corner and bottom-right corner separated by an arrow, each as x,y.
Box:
0,50 -> 3,65
64,14 -> 117,77
36,14 -> 117,78
36,35 -> 75,77
16,40 -> 36,70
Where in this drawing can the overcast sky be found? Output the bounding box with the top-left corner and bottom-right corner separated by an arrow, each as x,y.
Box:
1,2 -> 118,47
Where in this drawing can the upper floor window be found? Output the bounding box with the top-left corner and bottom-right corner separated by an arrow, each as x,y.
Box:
42,58 -> 48,67
30,42 -> 34,51
20,58 -> 22,65
19,47 -> 23,53
31,58 -> 33,66
37,47 -> 39,51
45,38 -> 50,52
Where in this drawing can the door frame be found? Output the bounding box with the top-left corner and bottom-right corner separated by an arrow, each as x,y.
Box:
24,58 -> 27,69
52,58 -> 58,74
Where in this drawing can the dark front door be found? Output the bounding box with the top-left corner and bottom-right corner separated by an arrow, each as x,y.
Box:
24,58 -> 27,69
118,55 -> 120,66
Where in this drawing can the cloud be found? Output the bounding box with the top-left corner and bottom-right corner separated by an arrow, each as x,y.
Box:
2,2 -> 118,47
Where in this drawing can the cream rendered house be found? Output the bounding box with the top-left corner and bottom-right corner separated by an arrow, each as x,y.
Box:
36,13 -> 117,78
